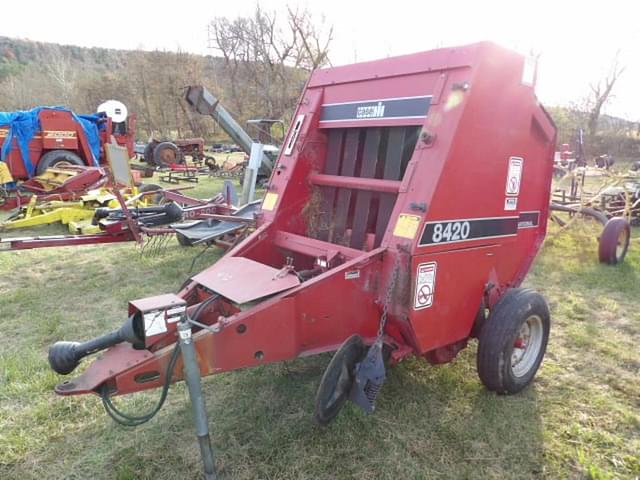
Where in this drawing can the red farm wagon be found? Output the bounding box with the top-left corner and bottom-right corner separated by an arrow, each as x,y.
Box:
0,104 -> 135,180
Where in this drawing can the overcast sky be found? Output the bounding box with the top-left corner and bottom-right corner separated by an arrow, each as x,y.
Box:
2,0 -> 639,120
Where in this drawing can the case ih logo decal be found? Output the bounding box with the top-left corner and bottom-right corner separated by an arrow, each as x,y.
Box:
356,102 -> 385,119
320,96 -> 431,123
419,212 -> 540,246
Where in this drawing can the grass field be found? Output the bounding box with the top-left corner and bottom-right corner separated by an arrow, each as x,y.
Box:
0,174 -> 639,479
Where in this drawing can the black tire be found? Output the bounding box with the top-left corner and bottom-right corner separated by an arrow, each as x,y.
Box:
153,142 -> 182,167
139,183 -> 163,204
598,217 -> 631,265
36,149 -> 84,175
143,143 -> 155,165
176,232 -> 194,247
477,288 -> 550,395
314,335 -> 365,425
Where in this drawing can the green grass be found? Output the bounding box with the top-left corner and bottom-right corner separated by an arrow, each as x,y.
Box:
1,175 -> 639,479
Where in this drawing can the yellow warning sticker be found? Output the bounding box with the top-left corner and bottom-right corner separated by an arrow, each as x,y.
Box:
393,214 -> 421,239
0,162 -> 14,184
262,192 -> 279,211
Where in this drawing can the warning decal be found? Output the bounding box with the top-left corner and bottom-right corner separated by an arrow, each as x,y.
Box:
504,197 -> 518,211
262,192 -> 278,211
144,310 -> 167,337
414,262 -> 437,310
505,157 -> 523,196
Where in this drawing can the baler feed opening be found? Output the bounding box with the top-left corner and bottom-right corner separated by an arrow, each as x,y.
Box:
312,126 -> 421,249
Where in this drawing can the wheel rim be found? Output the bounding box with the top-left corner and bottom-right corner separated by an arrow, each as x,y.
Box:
511,314 -> 544,377
323,362 -> 353,412
54,160 -> 73,168
616,228 -> 629,260
315,336 -> 364,423
160,149 -> 176,164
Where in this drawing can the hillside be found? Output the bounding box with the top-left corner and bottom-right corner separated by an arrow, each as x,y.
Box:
1,36 -> 638,157
0,37 -> 303,142
0,36 -> 128,73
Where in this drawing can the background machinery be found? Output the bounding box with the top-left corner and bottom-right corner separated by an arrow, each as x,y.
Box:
184,85 -> 279,180
0,100 -> 135,181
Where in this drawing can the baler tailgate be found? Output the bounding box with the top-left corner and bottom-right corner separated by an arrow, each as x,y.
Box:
309,125 -> 420,250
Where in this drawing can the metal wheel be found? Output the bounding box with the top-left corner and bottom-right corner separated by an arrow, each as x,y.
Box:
314,335 -> 365,425
616,229 -> 629,259
511,314 -> 544,378
153,142 -> 183,167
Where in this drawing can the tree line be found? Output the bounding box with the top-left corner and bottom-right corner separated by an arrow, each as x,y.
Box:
0,7 -> 636,160
0,5 -> 332,144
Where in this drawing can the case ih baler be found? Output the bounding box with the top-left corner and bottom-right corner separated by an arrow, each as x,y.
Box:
49,42 -> 556,477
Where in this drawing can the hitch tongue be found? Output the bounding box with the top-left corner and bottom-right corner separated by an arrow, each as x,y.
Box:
349,339 -> 387,414
48,315 -> 142,375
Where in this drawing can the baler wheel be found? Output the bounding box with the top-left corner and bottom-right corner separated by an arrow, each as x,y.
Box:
477,289 -> 550,395
598,217 -> 630,265
314,335 -> 365,425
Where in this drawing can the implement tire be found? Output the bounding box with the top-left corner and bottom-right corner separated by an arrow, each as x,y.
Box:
176,232 -> 194,247
477,288 -> 550,395
598,217 -> 630,265
153,142 -> 182,167
36,149 -> 84,175
314,335 -> 365,425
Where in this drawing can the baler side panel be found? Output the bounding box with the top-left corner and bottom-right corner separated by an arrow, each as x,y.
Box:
409,245 -> 498,351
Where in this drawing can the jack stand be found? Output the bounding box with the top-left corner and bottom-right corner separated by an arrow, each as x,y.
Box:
178,320 -> 217,480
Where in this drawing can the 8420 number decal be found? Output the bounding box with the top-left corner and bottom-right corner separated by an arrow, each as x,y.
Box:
419,216 -> 519,246
431,221 -> 470,243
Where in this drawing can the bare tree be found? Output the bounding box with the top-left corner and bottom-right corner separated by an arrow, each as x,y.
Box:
287,7 -> 333,70
208,4 -> 332,122
587,52 -> 625,138
44,48 -> 77,106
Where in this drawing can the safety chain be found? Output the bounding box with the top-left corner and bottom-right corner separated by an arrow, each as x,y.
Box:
377,252 -> 402,339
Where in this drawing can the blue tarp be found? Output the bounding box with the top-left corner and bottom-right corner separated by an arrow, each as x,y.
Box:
0,106 -> 105,177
